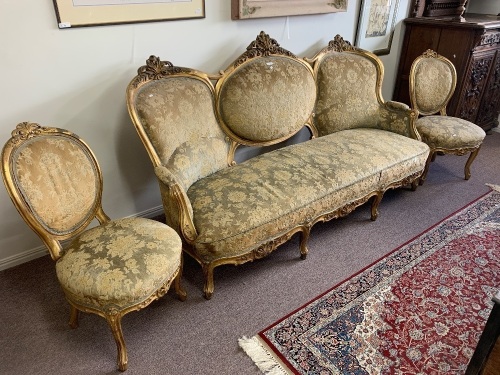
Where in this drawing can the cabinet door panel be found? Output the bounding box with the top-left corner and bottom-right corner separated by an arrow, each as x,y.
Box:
477,52 -> 500,128
456,52 -> 496,122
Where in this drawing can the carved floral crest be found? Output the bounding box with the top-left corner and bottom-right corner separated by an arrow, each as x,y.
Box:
234,31 -> 296,67
130,56 -> 189,87
10,122 -> 45,144
422,49 -> 439,58
327,34 -> 356,52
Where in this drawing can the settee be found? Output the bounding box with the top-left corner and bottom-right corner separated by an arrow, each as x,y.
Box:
126,32 -> 430,299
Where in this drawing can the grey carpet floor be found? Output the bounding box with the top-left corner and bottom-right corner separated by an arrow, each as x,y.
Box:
1,131 -> 499,375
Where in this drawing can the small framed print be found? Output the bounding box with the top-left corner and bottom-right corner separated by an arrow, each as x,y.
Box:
355,0 -> 401,55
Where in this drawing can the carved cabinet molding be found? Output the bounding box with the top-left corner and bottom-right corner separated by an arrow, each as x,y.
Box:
393,13 -> 500,132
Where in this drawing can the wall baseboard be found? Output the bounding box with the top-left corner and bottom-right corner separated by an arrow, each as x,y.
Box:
0,205 -> 165,272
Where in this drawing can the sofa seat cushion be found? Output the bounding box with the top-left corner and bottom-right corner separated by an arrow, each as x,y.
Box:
416,116 -> 486,149
56,217 -> 182,312
187,129 -> 429,262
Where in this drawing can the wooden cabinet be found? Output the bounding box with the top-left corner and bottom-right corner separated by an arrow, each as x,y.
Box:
393,14 -> 500,132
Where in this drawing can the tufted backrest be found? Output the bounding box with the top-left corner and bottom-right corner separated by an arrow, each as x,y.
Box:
307,35 -> 386,137
215,32 -> 316,149
409,49 -> 456,116
1,122 -> 106,260
127,58 -> 230,191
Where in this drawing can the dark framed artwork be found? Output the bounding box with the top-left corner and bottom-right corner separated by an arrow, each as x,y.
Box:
355,0 -> 402,55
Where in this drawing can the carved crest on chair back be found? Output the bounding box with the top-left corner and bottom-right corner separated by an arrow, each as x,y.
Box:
130,56 -> 191,88
8,122 -> 45,144
234,31 -> 296,67
327,34 -> 357,53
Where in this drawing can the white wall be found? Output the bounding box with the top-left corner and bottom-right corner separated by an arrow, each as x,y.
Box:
0,0 -> 414,269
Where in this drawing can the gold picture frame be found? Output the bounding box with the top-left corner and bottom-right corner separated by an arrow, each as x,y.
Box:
354,0 -> 401,55
231,0 -> 348,20
52,0 -> 205,29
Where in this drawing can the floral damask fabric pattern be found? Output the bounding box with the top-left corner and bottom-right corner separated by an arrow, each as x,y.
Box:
188,129 -> 429,262
315,54 -> 384,136
413,58 -> 454,114
134,77 -> 229,174
416,116 -> 486,149
56,217 -> 182,311
13,136 -> 98,235
217,57 -> 316,142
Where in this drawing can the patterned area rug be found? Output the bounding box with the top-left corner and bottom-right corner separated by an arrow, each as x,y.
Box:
240,185 -> 500,374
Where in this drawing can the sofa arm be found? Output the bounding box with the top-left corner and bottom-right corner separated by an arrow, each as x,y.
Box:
155,166 -> 198,244
379,101 -> 420,140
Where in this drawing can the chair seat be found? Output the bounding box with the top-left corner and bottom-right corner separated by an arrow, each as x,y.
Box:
56,217 -> 182,311
416,116 -> 486,149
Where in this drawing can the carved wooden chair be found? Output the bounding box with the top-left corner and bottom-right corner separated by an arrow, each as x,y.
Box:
1,122 -> 186,371
409,49 -> 486,184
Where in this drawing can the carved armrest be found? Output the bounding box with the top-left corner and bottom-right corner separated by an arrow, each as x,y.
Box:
379,101 -> 420,140
154,166 -> 198,244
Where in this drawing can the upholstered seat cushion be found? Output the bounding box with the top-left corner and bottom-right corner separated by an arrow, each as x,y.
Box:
56,217 -> 182,311
416,116 -> 486,149
187,129 -> 429,262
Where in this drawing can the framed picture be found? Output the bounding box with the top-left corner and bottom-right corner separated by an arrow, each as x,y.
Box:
52,0 -> 205,29
231,0 -> 348,20
355,0 -> 401,55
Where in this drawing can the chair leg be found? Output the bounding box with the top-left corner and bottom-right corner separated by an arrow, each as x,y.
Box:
202,263 -> 215,300
370,192 -> 383,221
106,312 -> 128,372
464,147 -> 481,180
174,260 -> 187,302
69,305 -> 79,329
419,151 -> 434,186
299,228 -> 310,260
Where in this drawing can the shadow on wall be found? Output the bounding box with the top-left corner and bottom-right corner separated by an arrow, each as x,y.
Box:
116,108 -> 161,214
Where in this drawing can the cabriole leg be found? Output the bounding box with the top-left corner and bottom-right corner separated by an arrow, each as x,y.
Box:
464,147 -> 481,180
300,228 -> 310,260
174,258 -> 187,302
202,263 -> 215,300
370,192 -> 383,221
69,305 -> 79,329
106,312 -> 127,372
419,151 -> 434,186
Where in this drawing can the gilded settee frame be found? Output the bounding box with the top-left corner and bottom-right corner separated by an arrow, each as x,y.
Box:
127,32 -> 427,299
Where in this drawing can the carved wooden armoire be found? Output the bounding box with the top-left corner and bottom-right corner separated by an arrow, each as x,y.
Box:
393,13 -> 500,132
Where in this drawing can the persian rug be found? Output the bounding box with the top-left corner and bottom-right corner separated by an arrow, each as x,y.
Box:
240,184 -> 500,374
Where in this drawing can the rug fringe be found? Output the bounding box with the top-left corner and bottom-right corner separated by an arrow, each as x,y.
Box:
238,336 -> 289,375
486,183 -> 500,192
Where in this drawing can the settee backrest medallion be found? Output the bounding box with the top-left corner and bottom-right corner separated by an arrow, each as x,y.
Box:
214,31 -> 316,162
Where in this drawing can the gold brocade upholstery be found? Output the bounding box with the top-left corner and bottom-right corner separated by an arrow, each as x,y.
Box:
12,136 -> 98,235
188,129 -> 429,262
409,50 -> 486,183
416,116 -> 486,149
314,53 -> 415,138
127,32 -> 429,300
56,218 -> 181,311
1,122 -> 186,372
216,56 -> 316,142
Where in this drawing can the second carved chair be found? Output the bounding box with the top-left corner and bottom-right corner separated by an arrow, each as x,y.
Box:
409,49 -> 486,184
